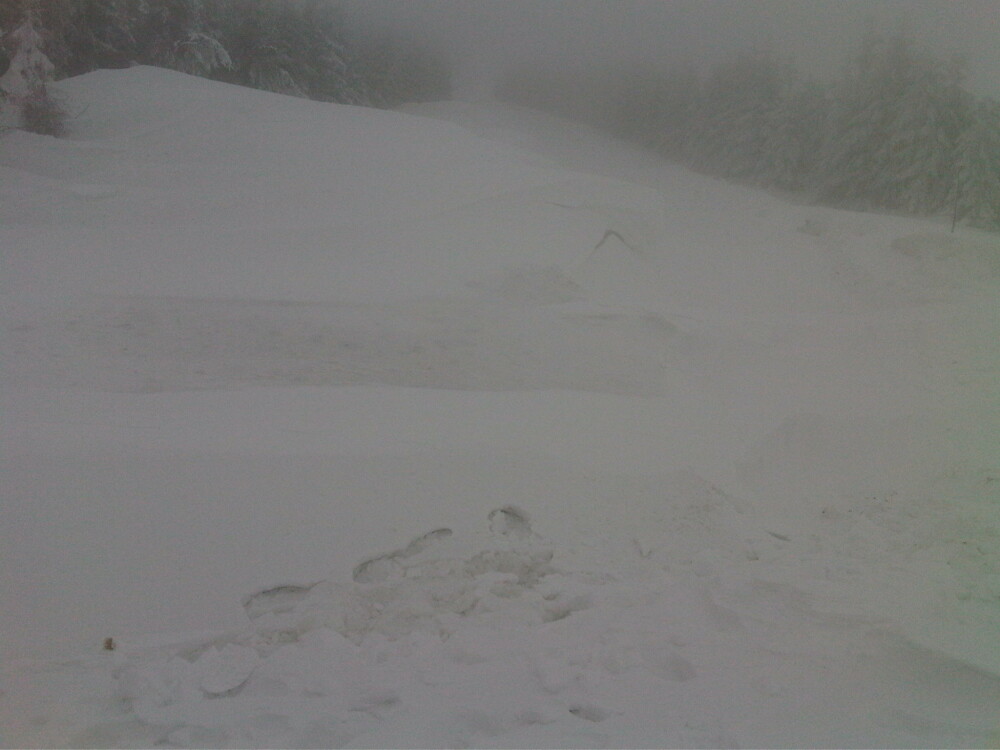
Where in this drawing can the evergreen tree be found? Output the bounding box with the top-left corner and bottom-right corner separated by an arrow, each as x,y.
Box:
885,54 -> 967,214
0,14 -> 66,135
0,17 -> 54,99
47,0 -> 140,75
0,1 -> 30,34
0,0 -> 434,112
818,31 -> 968,215
756,82 -> 831,190
683,50 -> 790,180
955,99 -> 1000,230
213,0 -> 367,103
285,2 -> 371,105
136,0 -> 231,77
227,1 -> 307,96
816,32 -> 901,209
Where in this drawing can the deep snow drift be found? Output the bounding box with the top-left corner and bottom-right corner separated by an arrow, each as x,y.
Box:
1,67 -> 998,748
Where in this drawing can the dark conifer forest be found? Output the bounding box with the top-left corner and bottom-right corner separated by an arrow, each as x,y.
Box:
497,35 -> 1000,231
0,1 -> 450,116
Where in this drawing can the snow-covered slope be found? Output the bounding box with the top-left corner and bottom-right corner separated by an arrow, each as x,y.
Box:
2,67 -> 998,748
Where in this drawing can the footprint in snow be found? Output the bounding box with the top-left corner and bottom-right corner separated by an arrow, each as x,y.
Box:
489,505 -> 532,540
569,703 -> 612,722
352,527 -> 453,583
242,582 -> 318,621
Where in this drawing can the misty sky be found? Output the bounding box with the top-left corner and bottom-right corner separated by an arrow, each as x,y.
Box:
339,0 -> 1000,100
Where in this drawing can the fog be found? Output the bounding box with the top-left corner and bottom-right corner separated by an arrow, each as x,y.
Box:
339,0 -> 1000,100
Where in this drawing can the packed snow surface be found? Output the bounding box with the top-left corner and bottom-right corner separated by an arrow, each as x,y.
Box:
2,67 -> 999,748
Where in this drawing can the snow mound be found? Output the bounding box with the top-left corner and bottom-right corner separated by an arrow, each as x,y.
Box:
103,510 -> 673,748
64,505 -> 1000,748
1,66 -> 662,307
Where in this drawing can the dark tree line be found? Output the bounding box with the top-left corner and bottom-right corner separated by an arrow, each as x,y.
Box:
498,33 -> 1000,232
1,0 -> 451,133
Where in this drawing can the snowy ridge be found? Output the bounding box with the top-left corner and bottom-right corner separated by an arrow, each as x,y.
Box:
2,67 -> 999,748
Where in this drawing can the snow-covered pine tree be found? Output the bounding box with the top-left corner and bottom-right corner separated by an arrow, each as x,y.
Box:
682,50 -> 789,181
818,31 -> 968,216
0,15 -> 64,135
0,17 -> 54,101
194,0 -> 375,104
954,99 -> 1000,230
133,0 -> 230,78
220,1 -> 302,96
756,82 -> 832,190
43,0 -> 140,76
283,2 -> 371,106
882,54 -> 967,215
164,31 -> 232,77
818,32 -> 908,210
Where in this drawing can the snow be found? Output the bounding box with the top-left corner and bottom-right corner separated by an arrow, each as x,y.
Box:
2,66 -> 998,748
0,21 -> 55,102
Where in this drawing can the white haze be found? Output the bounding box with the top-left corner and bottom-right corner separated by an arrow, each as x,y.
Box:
338,0 -> 1000,100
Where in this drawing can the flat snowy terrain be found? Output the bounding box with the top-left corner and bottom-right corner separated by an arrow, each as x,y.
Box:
1,67 -> 998,748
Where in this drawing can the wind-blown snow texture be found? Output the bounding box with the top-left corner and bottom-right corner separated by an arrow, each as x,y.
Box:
2,67 -> 998,748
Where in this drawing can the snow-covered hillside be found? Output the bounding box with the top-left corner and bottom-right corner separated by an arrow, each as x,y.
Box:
2,67 -> 998,748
